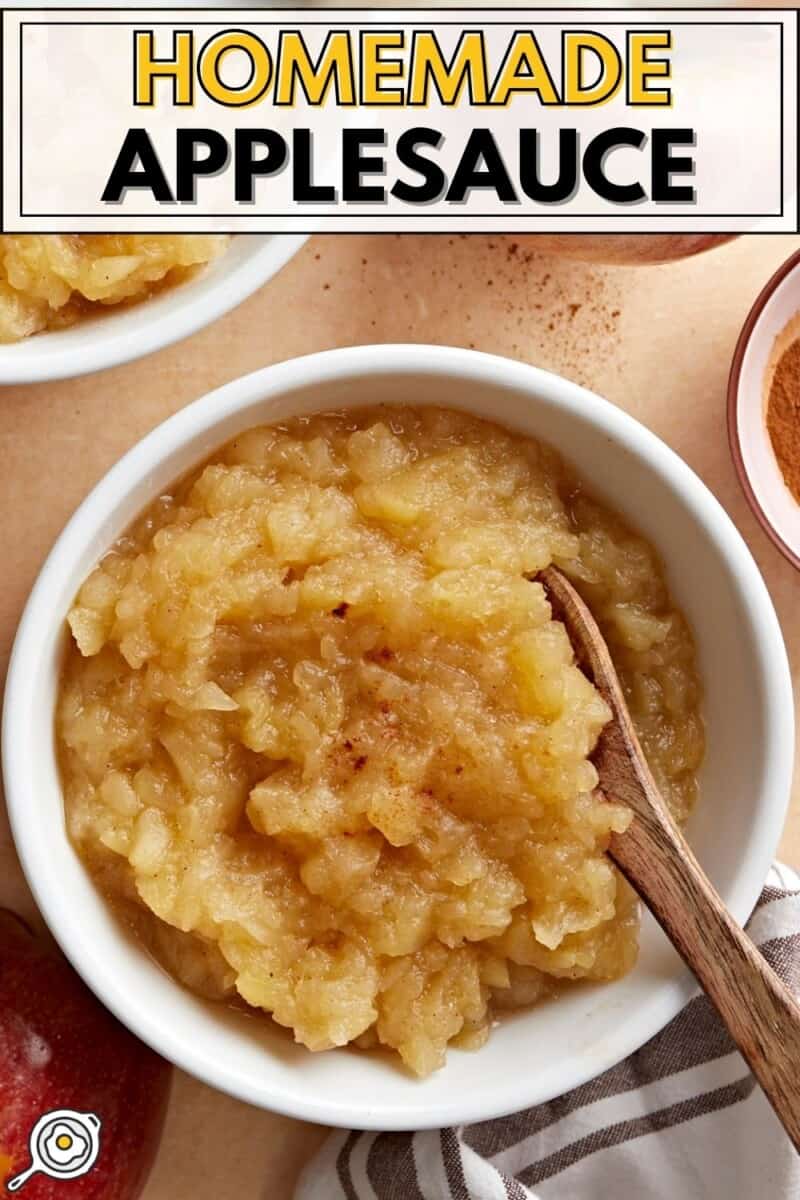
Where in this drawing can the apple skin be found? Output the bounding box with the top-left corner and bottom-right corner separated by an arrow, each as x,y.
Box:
524,233 -> 736,265
0,910 -> 171,1199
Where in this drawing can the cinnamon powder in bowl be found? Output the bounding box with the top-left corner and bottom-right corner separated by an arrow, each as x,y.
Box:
766,328 -> 800,505
728,248 -> 800,571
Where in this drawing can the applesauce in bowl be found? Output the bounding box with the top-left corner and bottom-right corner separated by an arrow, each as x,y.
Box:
57,405 -> 703,1077
0,234 -> 229,342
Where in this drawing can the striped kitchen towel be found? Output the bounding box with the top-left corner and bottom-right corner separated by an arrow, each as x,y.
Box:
295,864 -> 800,1200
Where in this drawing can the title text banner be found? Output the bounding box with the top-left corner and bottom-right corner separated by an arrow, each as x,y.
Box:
2,8 -> 797,232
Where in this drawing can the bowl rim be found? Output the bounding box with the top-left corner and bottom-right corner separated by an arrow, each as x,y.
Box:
3,343 -> 794,1128
727,247 -> 800,572
0,234 -> 308,384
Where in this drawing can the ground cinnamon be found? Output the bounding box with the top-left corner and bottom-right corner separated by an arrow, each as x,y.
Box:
767,336 -> 800,503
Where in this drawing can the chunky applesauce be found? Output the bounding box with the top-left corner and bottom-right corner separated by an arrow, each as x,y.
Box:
58,408 -> 703,1076
0,235 -> 229,342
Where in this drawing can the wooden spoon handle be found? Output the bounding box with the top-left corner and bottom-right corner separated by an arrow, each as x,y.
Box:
538,566 -> 800,1148
612,811 -> 800,1151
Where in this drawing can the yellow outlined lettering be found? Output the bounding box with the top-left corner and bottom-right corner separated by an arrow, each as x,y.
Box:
275,30 -> 356,106
197,30 -> 272,108
627,31 -> 672,105
562,32 -> 622,106
361,32 -> 405,105
408,30 -> 488,106
490,31 -> 559,106
134,30 -> 193,106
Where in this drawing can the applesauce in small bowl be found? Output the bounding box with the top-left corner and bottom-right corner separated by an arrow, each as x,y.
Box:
0,233 -> 306,383
0,234 -> 229,343
4,347 -> 792,1127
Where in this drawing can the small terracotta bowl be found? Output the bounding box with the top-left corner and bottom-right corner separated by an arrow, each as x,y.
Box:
728,249 -> 800,570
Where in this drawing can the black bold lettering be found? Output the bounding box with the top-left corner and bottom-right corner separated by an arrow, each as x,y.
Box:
446,129 -> 516,203
391,127 -> 446,203
101,128 -> 174,202
519,129 -> 578,204
342,130 -> 386,202
651,129 -> 695,202
176,130 -> 230,202
583,127 -> 646,204
234,130 -> 288,202
293,129 -> 336,203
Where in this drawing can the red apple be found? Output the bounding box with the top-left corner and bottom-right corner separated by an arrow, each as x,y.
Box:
0,910 -> 171,1199
523,233 -> 736,265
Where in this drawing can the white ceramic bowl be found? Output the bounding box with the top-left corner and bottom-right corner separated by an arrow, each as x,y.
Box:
0,234 -> 306,384
728,249 -> 800,571
3,345 -> 793,1130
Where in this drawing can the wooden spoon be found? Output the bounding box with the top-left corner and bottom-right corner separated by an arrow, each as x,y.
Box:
538,565 -> 800,1151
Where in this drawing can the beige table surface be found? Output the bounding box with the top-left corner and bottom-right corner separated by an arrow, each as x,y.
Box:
2,232 -> 800,1197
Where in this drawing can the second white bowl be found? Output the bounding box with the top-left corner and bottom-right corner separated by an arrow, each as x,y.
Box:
0,233 -> 307,384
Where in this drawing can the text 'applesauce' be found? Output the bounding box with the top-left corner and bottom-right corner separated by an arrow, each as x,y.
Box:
57,408 -> 703,1076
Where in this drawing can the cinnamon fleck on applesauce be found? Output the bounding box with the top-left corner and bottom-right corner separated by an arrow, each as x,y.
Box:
57,407 -> 703,1076
0,235 -> 229,342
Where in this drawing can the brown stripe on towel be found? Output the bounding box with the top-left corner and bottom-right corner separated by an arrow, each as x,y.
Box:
467,993 -> 734,1159
336,1131 -> 362,1200
367,1134 -> 426,1200
760,934 -> 800,993
441,1127 -> 470,1199
753,885 -> 789,912
517,1075 -> 757,1188
503,1174 -> 532,1200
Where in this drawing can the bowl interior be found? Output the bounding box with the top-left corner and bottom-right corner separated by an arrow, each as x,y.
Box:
735,259 -> 800,566
0,234 -> 306,383
5,349 -> 792,1129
